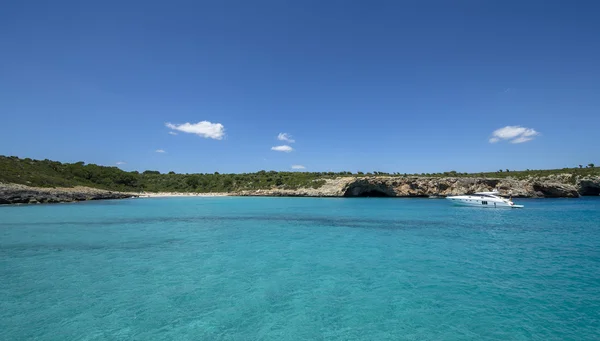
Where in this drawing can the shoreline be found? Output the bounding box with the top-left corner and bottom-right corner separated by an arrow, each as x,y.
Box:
2,174 -> 599,205
138,192 -> 230,198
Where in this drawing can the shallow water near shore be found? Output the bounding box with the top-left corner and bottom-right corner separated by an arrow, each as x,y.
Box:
1,197 -> 599,340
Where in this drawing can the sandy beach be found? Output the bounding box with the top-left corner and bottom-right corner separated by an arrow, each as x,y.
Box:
138,192 -> 231,198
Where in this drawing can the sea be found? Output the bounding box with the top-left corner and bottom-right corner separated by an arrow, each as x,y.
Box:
1,197 -> 599,341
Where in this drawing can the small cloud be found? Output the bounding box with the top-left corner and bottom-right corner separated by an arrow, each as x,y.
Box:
155,149 -> 166,153
165,121 -> 225,140
168,131 -> 178,135
504,88 -> 511,93
489,126 -> 540,144
116,161 -> 126,165
291,165 -> 306,170
511,136 -> 534,144
271,145 -> 293,152
277,133 -> 295,143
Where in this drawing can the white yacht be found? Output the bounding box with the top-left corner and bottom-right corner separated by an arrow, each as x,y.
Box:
446,191 -> 524,208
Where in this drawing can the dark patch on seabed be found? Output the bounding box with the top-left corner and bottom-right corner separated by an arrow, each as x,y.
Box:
0,214 -> 448,231
0,238 -> 187,253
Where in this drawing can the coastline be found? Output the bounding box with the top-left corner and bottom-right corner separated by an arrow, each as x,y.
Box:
2,174 -> 599,205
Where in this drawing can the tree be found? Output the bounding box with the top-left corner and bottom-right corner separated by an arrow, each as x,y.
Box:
223,177 -> 234,188
579,165 -> 583,169
506,169 -> 510,173
186,176 -> 199,189
589,163 -> 595,168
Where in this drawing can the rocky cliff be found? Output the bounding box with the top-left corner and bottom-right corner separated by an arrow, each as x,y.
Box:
0,183 -> 136,205
235,174 -> 600,198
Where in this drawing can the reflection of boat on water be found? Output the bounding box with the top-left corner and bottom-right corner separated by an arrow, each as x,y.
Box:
446,191 -> 524,208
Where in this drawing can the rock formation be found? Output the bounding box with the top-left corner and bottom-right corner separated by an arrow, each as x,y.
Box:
236,174 -> 600,198
0,183 -> 136,205
577,177 -> 600,196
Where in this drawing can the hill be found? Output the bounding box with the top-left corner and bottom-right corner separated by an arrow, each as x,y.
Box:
0,155 -> 598,194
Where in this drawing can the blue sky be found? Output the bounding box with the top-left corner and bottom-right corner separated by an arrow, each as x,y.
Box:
1,1 -> 598,174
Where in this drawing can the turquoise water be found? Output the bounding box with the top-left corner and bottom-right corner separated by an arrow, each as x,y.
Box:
1,197 -> 599,340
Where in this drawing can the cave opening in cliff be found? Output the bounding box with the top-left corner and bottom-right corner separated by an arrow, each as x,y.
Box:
579,187 -> 600,196
354,189 -> 391,197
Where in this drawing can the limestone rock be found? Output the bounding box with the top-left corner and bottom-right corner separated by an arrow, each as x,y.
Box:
234,174 -> 598,198
0,183 -> 136,205
577,177 -> 600,196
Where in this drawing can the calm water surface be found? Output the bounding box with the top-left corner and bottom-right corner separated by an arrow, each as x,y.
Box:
1,197 -> 599,340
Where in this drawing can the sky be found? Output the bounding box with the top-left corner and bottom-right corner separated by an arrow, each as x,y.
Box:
1,0 -> 599,174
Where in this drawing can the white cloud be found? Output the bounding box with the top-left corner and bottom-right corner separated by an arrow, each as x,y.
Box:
165,121 -> 225,140
155,149 -> 166,153
271,145 -> 293,152
511,136 -> 534,144
168,131 -> 178,135
116,161 -> 126,165
489,126 -> 540,144
277,133 -> 295,143
291,165 -> 306,169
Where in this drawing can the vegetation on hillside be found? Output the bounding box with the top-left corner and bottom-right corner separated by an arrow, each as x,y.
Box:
0,155 -> 597,193
0,156 -> 326,192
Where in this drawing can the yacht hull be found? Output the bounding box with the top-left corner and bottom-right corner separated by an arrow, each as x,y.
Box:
446,196 -> 523,208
